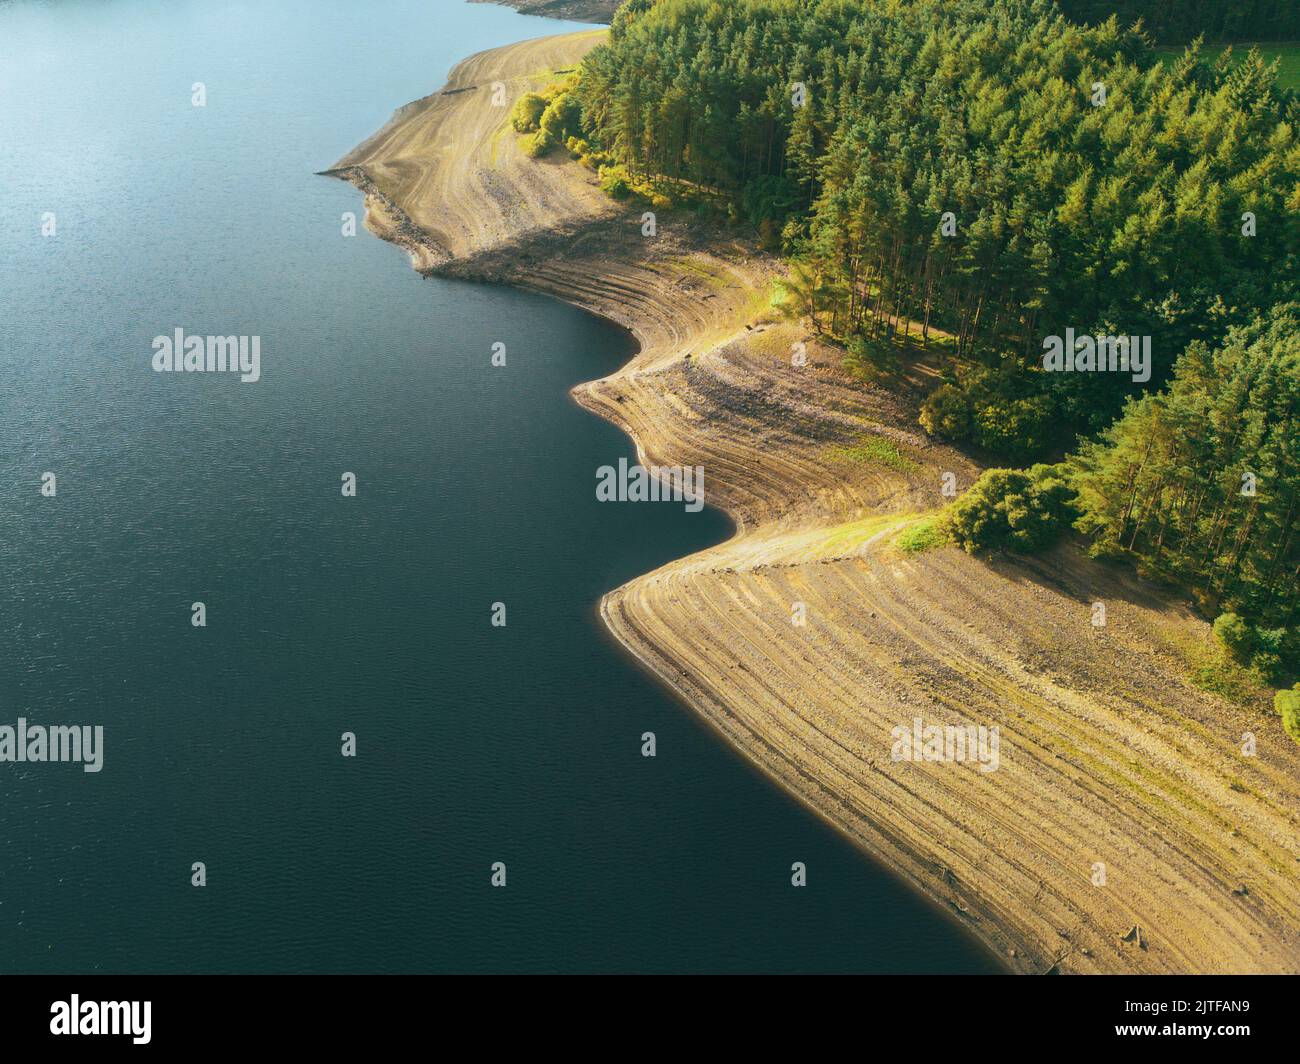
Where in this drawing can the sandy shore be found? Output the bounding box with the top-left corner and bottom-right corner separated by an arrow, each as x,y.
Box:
329,31 -> 1300,974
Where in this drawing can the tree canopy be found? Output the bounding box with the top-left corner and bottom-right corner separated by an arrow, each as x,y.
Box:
1058,2 -> 1300,44
576,0 -> 1299,446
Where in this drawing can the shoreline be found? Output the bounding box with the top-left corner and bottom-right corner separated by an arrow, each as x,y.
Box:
469,0 -> 618,24
327,30 -> 1300,974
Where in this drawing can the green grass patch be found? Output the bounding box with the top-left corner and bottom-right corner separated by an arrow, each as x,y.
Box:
817,513 -> 912,554
825,435 -> 918,472
894,516 -> 950,554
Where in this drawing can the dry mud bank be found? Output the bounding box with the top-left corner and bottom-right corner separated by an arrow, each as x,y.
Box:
330,31 -> 1300,974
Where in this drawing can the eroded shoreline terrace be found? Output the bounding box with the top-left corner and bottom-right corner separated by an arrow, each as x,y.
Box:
328,30 -> 1300,974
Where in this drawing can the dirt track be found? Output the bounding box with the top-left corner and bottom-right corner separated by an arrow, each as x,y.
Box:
329,31 -> 1300,974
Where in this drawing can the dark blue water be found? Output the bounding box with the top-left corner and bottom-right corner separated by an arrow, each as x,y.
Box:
0,0 -> 999,972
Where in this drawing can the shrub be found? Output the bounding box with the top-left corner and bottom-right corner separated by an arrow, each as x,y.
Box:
598,164 -> 632,199
524,130 -> 557,157
1213,613 -> 1256,665
919,384 -> 972,440
1209,616 -> 1297,685
510,92 -> 547,133
1276,685 -> 1300,743
1251,626 -> 1298,685
1254,626 -> 1297,664
972,393 -> 1055,460
538,91 -> 581,144
946,464 -> 1079,553
1253,651 -> 1287,686
919,373 -> 1055,459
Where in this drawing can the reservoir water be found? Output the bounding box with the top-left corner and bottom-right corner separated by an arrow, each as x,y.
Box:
0,0 -> 999,972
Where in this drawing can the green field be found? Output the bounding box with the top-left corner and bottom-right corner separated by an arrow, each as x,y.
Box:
1155,43 -> 1300,89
